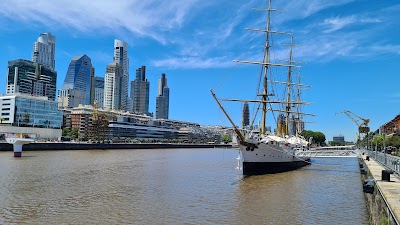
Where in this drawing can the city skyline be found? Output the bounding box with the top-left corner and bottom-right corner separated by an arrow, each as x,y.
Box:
1,0 -> 400,141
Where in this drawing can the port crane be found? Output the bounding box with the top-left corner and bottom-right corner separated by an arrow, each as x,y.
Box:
336,110 -> 370,143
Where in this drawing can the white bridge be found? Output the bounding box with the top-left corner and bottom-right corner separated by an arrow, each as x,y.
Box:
296,146 -> 360,158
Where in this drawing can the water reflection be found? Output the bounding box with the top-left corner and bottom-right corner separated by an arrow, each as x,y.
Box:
0,149 -> 368,224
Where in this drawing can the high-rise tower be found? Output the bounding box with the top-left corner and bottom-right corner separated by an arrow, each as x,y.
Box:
58,55 -> 93,108
6,59 -> 57,100
32,32 -> 56,70
94,77 -> 105,108
103,61 -> 123,110
156,73 -> 169,119
113,39 -> 129,111
242,102 -> 250,127
131,66 -> 150,114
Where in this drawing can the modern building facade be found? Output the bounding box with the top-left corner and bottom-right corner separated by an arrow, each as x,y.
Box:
242,102 -> 249,127
131,66 -> 150,115
0,94 -> 63,140
156,73 -> 169,119
58,55 -> 93,108
333,135 -> 345,143
32,32 -> 56,70
114,40 -> 129,111
103,61 -> 123,110
94,76 -> 105,108
6,59 -> 57,101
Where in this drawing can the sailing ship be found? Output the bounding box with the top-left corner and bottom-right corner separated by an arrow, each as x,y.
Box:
210,0 -> 313,175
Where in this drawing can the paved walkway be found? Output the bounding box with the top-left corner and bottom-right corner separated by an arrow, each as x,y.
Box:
362,154 -> 400,223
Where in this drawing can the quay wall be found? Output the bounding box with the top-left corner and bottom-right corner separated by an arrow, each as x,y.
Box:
360,155 -> 399,225
0,143 -> 232,151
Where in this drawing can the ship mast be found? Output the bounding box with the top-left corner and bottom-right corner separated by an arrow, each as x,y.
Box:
260,0 -> 272,135
285,35 -> 294,135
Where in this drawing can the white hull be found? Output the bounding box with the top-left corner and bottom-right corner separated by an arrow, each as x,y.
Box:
238,139 -> 310,175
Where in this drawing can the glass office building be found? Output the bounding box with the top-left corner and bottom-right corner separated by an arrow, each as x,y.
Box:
6,59 -> 57,101
58,55 -> 93,108
0,94 -> 62,129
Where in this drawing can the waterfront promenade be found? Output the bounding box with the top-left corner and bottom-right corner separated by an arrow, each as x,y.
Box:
362,154 -> 400,224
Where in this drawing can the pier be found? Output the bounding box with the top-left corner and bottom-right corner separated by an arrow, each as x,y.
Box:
361,151 -> 400,224
5,138 -> 35,157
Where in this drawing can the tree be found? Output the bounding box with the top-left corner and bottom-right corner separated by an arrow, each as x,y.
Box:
62,127 -> 71,137
221,134 -> 232,144
89,112 -> 109,143
70,128 -> 79,139
0,117 -> 4,124
300,130 -> 326,146
371,135 -> 384,149
330,141 -> 343,146
314,132 -> 326,146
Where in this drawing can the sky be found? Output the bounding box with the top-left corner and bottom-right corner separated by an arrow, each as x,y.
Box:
0,0 -> 399,142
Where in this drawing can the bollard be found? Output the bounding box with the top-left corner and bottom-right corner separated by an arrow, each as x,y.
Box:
382,170 -> 394,182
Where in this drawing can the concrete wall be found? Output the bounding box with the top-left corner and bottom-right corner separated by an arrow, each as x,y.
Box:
0,143 -> 232,151
0,126 -> 61,140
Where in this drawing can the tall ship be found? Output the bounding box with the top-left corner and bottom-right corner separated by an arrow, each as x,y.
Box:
211,0 -> 313,175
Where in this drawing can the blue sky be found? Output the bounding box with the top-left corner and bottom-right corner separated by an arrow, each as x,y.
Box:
0,0 -> 399,142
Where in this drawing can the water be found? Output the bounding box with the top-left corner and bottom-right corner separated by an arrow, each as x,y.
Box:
0,148 -> 368,224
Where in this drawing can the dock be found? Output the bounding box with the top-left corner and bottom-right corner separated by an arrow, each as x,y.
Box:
361,153 -> 400,224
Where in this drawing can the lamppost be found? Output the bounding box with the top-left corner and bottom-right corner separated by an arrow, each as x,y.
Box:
383,121 -> 397,165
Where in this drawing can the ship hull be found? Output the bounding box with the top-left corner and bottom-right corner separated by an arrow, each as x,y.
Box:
239,142 -> 310,175
242,160 -> 309,175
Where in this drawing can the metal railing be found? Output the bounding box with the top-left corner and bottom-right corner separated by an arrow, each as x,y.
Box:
365,149 -> 400,176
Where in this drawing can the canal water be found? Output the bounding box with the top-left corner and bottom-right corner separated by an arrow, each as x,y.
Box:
0,148 -> 368,224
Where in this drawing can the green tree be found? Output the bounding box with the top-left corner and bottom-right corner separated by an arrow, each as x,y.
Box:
313,132 -> 326,145
330,141 -> 343,146
70,128 -> 79,139
371,135 -> 384,149
221,134 -> 232,144
62,128 -> 71,137
300,130 -> 326,146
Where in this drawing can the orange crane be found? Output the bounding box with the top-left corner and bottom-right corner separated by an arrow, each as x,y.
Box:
336,110 -> 370,143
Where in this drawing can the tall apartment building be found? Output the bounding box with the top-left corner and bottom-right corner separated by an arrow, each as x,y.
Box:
58,55 -> 93,108
94,77 -> 105,108
103,61 -> 123,110
156,73 -> 169,119
114,40 -> 129,110
32,32 -> 56,70
6,59 -> 57,101
131,66 -> 150,115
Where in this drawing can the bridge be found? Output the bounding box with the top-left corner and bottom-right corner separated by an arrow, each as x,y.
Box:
296,146 -> 360,158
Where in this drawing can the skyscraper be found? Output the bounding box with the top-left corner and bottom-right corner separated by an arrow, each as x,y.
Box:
242,102 -> 250,127
114,39 -> 129,110
6,59 -> 57,101
103,61 -> 123,110
58,55 -> 93,108
156,73 -> 169,119
94,77 -> 105,108
32,32 -> 56,70
131,66 -> 150,114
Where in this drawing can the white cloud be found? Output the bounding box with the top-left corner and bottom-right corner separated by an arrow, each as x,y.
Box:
318,15 -> 382,33
152,56 -> 233,69
0,0 -> 199,44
